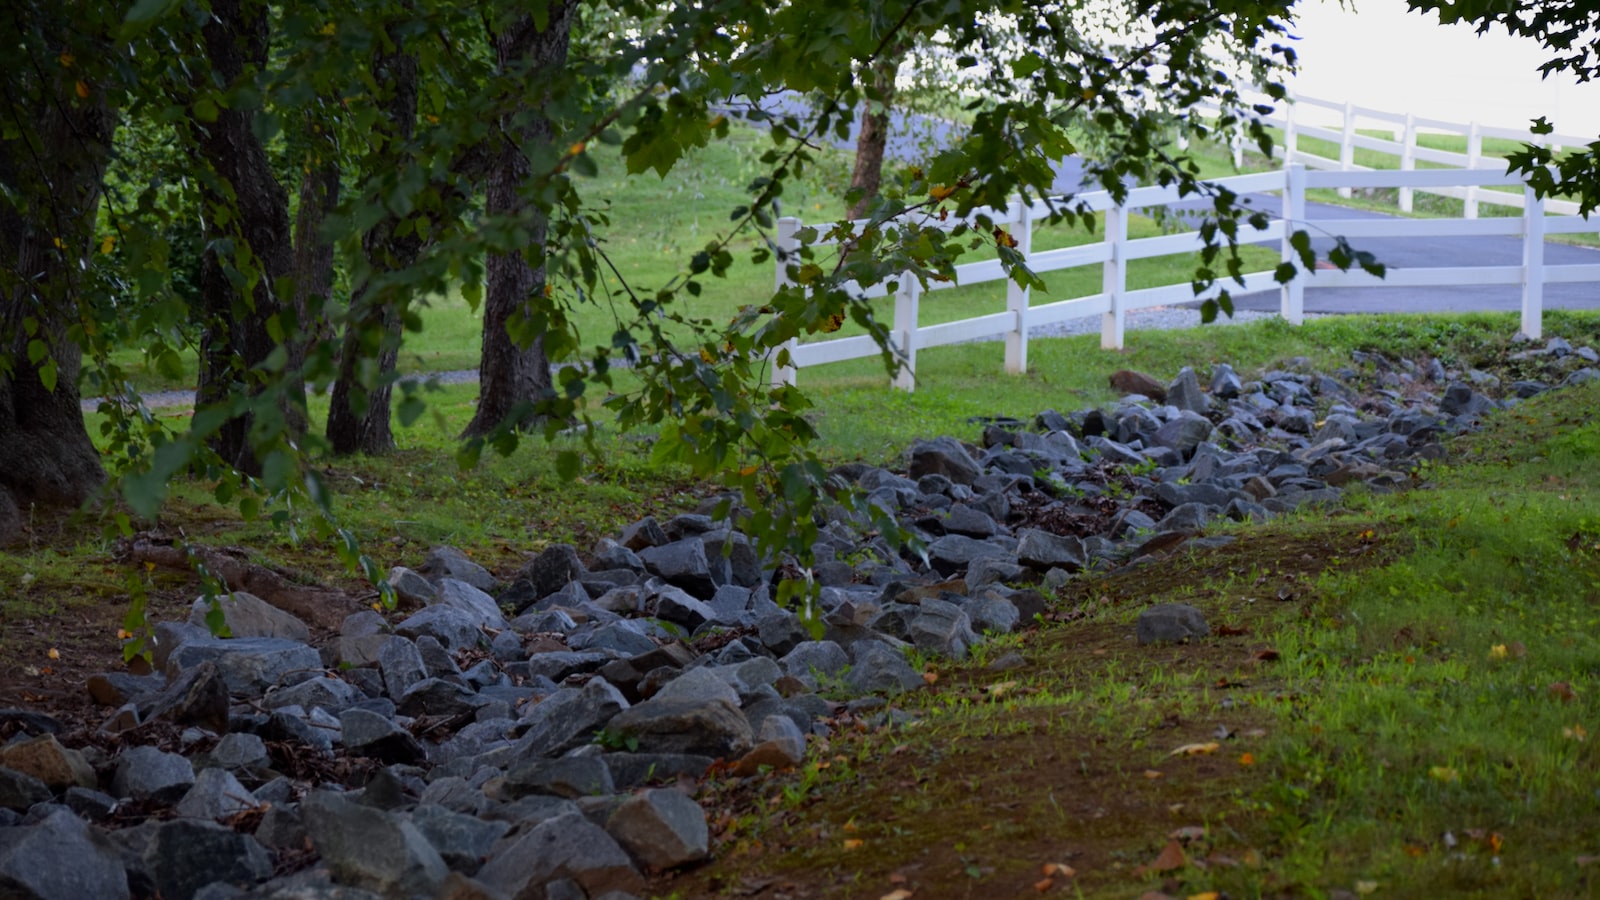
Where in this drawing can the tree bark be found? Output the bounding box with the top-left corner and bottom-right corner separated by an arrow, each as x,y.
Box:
461,5 -> 577,440
291,149 -> 340,354
189,0 -> 297,473
0,21 -> 115,545
326,40 -> 420,456
847,51 -> 903,221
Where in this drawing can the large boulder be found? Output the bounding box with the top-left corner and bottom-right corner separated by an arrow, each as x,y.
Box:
186,591 -> 310,642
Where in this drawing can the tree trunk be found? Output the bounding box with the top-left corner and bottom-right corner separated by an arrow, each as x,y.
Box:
189,0 -> 297,473
461,5 -> 577,440
327,40 -> 419,456
291,149 -> 340,356
0,70 -> 115,545
847,52 -> 903,221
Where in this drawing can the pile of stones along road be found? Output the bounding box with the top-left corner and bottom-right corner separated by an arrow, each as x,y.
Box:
0,337 -> 1594,900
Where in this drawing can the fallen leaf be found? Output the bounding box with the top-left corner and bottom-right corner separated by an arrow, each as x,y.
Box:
1428,766 -> 1460,783
46,648 -> 59,660
1151,839 -> 1187,871
1489,644 -> 1508,660
843,838 -> 864,850
1242,848 -> 1263,868
1143,769 -> 1165,779
888,873 -> 908,884
1040,862 -> 1075,877
1169,742 -> 1220,757
1355,881 -> 1379,895
1403,842 -> 1426,858
922,671 -> 939,685
1488,832 -> 1504,854
1188,892 -> 1220,900
1508,641 -> 1527,658
1238,752 -> 1256,766
879,890 -> 913,900
1170,826 -> 1207,842
1252,648 -> 1281,662
1033,878 -> 1053,893
1565,725 -> 1588,742
987,680 -> 1019,696
1550,682 -> 1578,702
1217,624 -> 1249,636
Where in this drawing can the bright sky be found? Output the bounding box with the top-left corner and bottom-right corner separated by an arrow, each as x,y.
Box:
1287,0 -> 1600,138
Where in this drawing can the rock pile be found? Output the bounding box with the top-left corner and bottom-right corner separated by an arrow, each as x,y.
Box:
0,340 -> 1591,899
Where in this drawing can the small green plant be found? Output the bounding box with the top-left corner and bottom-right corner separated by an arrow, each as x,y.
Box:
592,728 -> 640,753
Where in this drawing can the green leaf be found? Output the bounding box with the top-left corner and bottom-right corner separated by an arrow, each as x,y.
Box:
25,339 -> 47,365
397,395 -> 427,427
1273,262 -> 1297,284
555,450 -> 581,481
37,359 -> 57,393
124,0 -> 181,29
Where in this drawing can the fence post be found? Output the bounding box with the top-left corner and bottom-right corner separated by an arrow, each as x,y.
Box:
1337,100 -> 1356,199
1101,204 -> 1128,350
1283,88 -> 1297,164
770,217 -> 801,388
1464,123 -> 1482,220
1522,186 -> 1545,340
891,275 -> 920,391
1399,112 -> 1417,213
1281,163 -> 1306,325
1230,126 -> 1245,169
1004,199 -> 1032,374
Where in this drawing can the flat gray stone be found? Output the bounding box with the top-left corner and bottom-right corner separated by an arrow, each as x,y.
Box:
376,636 -> 428,701
174,767 -> 256,820
164,638 -> 321,695
434,578 -> 509,631
340,708 -> 424,765
1015,528 -> 1086,571
301,790 -> 447,897
423,546 -> 496,592
1136,603 -> 1210,645
514,678 -> 629,760
409,803 -> 508,874
608,696 -> 753,758
907,436 -> 982,485
476,811 -> 642,898
395,605 -> 483,652
187,591 -> 310,642
0,809 -> 129,900
113,745 -> 196,804
605,788 -> 709,870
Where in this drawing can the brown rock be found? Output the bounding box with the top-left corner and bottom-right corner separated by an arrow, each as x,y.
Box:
0,735 -> 96,789
1109,369 -> 1167,401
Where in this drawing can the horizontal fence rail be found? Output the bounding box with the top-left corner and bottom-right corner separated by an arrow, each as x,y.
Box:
773,148 -> 1600,390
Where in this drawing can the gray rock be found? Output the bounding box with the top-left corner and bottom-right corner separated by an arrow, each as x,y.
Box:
1109,369 -> 1166,400
780,641 -> 849,688
652,666 -> 742,708
252,803 -> 307,852
0,809 -> 129,900
113,745 -> 196,804
517,544 -> 587,606
703,530 -> 762,588
377,636 -> 429,701
262,675 -> 364,714
434,578 -> 509,631
515,679 -> 629,759
338,610 -> 391,667
907,598 -> 979,659
164,638 -> 321,695
0,766 -> 54,811
1155,502 -> 1214,532
966,595 -> 1022,634
1015,528 -> 1086,571
187,591 -> 310,643
926,534 -> 1011,576
387,566 -> 438,606
1166,367 -> 1210,414
397,678 -> 484,719
151,621 -> 210,673
395,605 -> 483,652
204,733 -> 270,774
423,546 -> 497,592
499,756 -> 615,800
619,516 -> 669,552
1209,364 -> 1243,398
476,811 -> 643,898
907,436 -> 982,485
653,585 -> 716,630
845,641 -> 923,695
174,767 -> 256,820
62,786 -> 119,822
301,790 -> 448,897
341,708 -> 424,765
604,788 -> 709,870
592,538 -> 644,573
608,696 -> 753,758
755,610 -> 809,656
139,818 -> 272,900
524,649 -> 616,682
638,539 -> 716,598
415,635 -> 461,678
1136,603 -> 1210,645
600,754 -> 715,790
409,803 -> 508,874
1153,411 -> 1214,456
144,660 -> 231,735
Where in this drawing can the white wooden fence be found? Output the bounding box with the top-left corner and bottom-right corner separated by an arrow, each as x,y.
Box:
771,159 -> 1600,391
1221,91 -> 1592,218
